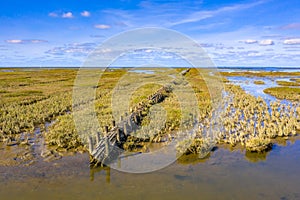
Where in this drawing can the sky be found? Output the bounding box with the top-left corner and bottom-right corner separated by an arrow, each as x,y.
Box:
0,0 -> 300,67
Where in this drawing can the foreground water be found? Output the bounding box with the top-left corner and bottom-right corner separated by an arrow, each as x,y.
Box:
1,139 -> 300,200
1,67 -> 300,200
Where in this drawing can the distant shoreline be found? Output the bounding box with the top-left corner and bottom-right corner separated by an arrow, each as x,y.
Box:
0,66 -> 300,69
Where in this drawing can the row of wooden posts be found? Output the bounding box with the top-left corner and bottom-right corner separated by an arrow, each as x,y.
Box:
88,85 -> 171,167
89,68 -> 190,167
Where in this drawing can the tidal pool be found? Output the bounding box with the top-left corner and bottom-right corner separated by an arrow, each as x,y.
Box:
128,69 -> 155,74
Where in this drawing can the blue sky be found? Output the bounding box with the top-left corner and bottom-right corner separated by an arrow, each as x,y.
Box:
0,0 -> 300,67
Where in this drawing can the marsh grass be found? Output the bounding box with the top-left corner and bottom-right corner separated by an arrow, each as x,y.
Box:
290,78 -> 300,83
264,87 -> 300,101
0,68 -> 76,144
254,80 -> 265,85
276,80 -> 300,87
1,68 -> 299,161
177,83 -> 300,156
4,90 -> 44,97
0,68 -> 76,105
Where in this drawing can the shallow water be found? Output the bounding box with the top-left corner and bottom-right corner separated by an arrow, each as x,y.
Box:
226,76 -> 300,104
218,66 -> 300,73
0,69 -> 14,72
226,76 -> 278,101
1,139 -> 300,200
129,69 -> 155,74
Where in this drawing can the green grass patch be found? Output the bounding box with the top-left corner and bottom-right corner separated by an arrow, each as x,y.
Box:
290,78 -> 300,83
276,80 -> 300,86
4,90 -> 43,97
264,87 -> 300,101
254,80 -> 265,85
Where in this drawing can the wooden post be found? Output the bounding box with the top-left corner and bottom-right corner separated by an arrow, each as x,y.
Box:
96,132 -> 101,144
134,114 -> 138,124
88,136 -> 93,153
128,116 -> 132,128
105,125 -> 109,134
123,123 -> 128,136
105,136 -> 109,157
104,125 -> 109,157
116,128 -> 121,142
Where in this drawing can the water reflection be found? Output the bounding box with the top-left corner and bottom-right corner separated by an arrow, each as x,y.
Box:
245,151 -> 269,162
1,138 -> 300,199
90,166 -> 111,183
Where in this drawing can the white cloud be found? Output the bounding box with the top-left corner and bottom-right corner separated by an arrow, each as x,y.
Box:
5,39 -> 23,44
81,11 -> 91,17
48,12 -> 58,17
94,24 -> 111,29
5,39 -> 48,44
259,39 -> 274,46
243,39 -> 258,44
30,40 -> 48,43
99,48 -> 112,53
49,11 -> 74,18
62,12 -> 74,18
169,0 -> 267,26
283,38 -> 300,45
46,43 -> 97,56
281,23 -> 300,30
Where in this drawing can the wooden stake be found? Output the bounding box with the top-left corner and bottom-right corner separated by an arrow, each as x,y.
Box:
96,132 -> 101,144
124,124 -> 128,136
105,136 -> 109,157
105,125 -> 109,135
88,136 -> 93,153
116,128 -> 120,142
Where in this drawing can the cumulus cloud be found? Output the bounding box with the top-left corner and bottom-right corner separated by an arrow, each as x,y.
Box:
283,38 -> 300,45
243,39 -> 258,44
5,39 -> 48,44
259,39 -> 274,46
45,43 -> 97,56
5,39 -> 23,44
62,12 -> 74,18
94,24 -> 111,29
81,11 -> 91,17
